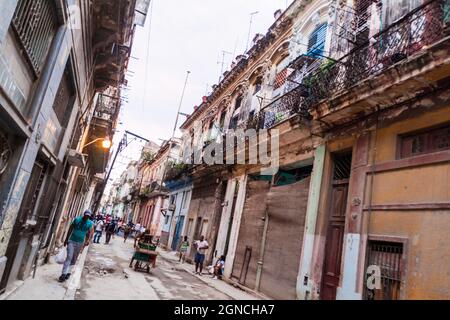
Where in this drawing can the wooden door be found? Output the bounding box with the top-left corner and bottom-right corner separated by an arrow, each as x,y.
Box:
320,179 -> 348,300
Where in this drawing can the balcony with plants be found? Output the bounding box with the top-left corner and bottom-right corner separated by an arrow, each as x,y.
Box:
304,0 -> 450,126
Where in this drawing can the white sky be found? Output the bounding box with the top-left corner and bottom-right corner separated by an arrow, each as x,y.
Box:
107,0 -> 294,187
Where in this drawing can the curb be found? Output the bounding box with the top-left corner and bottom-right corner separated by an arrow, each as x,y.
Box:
0,280 -> 25,300
157,253 -> 236,300
63,245 -> 90,300
158,250 -> 263,300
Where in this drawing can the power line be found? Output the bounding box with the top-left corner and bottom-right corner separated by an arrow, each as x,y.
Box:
142,0 -> 155,111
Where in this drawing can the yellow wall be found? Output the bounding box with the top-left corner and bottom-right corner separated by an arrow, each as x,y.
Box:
365,106 -> 450,299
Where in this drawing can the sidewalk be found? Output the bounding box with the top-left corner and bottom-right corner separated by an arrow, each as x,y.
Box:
1,246 -> 89,300
157,249 -> 265,300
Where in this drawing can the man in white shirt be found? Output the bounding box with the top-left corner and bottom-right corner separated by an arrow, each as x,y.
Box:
93,218 -> 104,243
134,222 -> 141,237
194,235 -> 209,275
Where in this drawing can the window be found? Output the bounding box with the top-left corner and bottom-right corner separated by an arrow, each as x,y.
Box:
52,67 -> 75,128
165,214 -> 170,225
182,190 -> 191,209
400,124 -> 450,158
219,110 -> 227,128
307,22 -> 327,57
229,115 -> 239,130
383,0 -> 422,27
234,95 -> 243,110
364,240 -> 404,300
253,77 -> 262,95
200,219 -> 209,237
12,0 -> 59,75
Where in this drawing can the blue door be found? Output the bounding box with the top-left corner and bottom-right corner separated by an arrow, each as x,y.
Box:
172,215 -> 185,251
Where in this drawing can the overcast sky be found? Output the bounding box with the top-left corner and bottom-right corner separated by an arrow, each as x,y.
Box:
107,0 -> 294,185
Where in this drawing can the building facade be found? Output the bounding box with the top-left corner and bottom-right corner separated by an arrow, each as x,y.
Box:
171,0 -> 450,300
0,0 -> 149,294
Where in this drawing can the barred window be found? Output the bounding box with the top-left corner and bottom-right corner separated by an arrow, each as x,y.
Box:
12,0 -> 59,75
365,241 -> 404,300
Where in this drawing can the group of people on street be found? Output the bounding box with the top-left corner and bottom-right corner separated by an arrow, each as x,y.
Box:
177,235 -> 225,280
57,209 -> 226,284
58,212 -> 147,282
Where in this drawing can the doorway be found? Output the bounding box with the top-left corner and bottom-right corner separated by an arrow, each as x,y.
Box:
0,160 -> 49,292
171,215 -> 185,251
320,152 -> 352,300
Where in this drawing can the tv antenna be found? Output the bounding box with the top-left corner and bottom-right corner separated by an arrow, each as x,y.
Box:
217,50 -> 232,82
245,11 -> 259,52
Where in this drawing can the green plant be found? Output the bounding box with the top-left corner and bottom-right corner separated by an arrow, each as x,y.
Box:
141,151 -> 155,163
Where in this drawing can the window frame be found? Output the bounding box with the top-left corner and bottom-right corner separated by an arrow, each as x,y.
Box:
397,123 -> 450,159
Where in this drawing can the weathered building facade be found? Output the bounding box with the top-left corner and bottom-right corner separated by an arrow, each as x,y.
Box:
297,0 -> 450,300
173,0 -> 450,300
134,139 -> 181,238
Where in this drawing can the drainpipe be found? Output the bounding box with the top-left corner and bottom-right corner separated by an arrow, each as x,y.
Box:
255,207 -> 269,292
30,25 -> 67,127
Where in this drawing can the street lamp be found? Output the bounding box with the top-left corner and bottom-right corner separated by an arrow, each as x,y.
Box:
82,137 -> 112,150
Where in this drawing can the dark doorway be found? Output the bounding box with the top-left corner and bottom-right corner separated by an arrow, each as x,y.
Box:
0,160 -> 48,292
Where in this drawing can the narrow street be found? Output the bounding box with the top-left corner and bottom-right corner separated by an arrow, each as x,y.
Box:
76,236 -> 231,300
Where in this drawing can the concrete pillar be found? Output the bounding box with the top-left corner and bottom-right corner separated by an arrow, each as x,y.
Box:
336,133 -> 370,300
214,178 -> 236,257
296,144 -> 326,299
223,174 -> 247,279
0,0 -> 18,44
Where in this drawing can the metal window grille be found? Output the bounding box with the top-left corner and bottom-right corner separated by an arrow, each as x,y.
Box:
12,0 -> 59,75
333,153 -> 352,180
365,241 -> 403,300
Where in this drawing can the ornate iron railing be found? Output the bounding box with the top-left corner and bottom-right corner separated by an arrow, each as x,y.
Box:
250,82 -> 314,130
247,55 -> 321,130
96,93 -> 119,115
304,0 -> 450,109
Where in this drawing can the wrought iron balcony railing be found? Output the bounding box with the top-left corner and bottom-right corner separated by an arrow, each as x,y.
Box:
304,0 -> 450,109
96,93 -> 119,115
248,81 -> 314,130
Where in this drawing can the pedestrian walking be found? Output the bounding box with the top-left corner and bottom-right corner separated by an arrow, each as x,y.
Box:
123,224 -> 132,243
139,225 -> 146,237
93,218 -> 104,243
134,221 -> 141,237
116,219 -> 123,235
179,236 -> 189,263
105,219 -> 116,244
58,210 -> 94,282
193,235 -> 209,275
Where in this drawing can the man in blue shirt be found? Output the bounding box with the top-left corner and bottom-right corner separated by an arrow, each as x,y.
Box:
59,210 -> 94,282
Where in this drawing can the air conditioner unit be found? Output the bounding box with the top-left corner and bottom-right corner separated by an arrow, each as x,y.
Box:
168,204 -> 176,211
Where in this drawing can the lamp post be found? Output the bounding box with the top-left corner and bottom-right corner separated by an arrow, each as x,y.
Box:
92,130 -> 149,214
82,137 -> 112,150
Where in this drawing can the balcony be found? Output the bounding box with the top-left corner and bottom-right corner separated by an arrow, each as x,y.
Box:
255,85 -> 310,129
305,0 -> 450,127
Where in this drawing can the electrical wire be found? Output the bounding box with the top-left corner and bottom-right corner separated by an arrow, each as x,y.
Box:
142,0 -> 155,112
